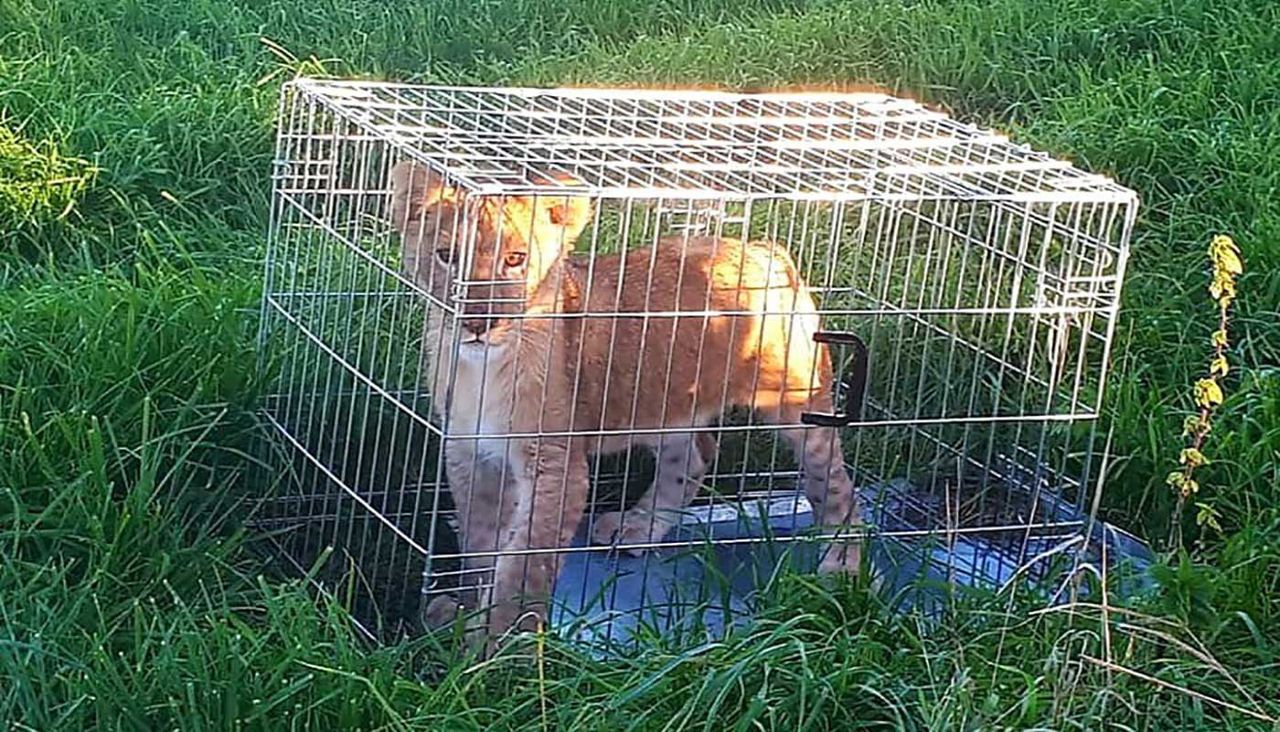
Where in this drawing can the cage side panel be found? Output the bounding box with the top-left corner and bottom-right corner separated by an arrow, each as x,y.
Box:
550,193 -> 1125,583
257,87 -> 465,635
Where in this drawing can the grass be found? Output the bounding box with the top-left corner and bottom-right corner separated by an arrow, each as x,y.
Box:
1,0 -> 1278,728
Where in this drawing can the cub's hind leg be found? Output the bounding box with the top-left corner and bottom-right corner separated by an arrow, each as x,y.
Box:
591,431 -> 716,555
768,399 -> 862,576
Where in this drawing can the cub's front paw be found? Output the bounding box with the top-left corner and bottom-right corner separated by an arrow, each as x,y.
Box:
817,539 -> 862,576
422,593 -> 463,630
590,509 -> 675,556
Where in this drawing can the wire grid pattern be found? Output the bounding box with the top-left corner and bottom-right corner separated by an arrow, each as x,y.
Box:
298,79 -> 1134,203
254,79 -> 1138,641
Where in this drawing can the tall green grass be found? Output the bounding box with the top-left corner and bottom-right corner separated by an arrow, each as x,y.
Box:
2,0 -> 1278,727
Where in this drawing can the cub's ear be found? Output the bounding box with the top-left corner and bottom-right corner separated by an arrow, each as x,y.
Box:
536,174 -> 594,244
388,160 -> 452,233
545,195 -> 593,239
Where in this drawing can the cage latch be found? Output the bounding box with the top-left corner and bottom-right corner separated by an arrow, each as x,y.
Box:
800,332 -> 869,428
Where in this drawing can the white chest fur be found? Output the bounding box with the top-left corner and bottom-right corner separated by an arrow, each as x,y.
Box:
440,341 -> 518,464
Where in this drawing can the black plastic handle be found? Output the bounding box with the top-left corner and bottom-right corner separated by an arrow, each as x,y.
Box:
800,331 -> 869,427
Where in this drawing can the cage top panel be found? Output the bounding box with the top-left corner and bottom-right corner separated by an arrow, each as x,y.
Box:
287,78 -> 1139,204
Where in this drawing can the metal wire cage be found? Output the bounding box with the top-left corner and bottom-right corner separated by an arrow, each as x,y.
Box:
254,78 -> 1138,646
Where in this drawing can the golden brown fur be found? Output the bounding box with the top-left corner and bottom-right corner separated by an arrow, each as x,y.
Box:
389,161 -> 861,654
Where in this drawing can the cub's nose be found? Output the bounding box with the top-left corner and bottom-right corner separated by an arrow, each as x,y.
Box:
461,318 -> 490,337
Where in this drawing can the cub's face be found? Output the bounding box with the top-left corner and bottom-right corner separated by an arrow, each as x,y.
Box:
388,161 -> 591,345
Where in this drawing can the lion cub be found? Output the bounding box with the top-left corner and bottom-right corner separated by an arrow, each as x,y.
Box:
389,161 -> 862,652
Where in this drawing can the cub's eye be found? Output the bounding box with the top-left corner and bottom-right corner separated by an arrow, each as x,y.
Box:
503,251 -> 527,269
435,248 -> 453,265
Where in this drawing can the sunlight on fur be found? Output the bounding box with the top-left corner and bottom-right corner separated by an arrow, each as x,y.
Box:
389,160 -> 862,654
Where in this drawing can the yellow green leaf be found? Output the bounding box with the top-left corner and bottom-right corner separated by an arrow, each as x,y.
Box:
1210,233 -> 1241,257
1211,234 -> 1239,253
1195,502 -> 1222,532
1180,447 -> 1208,467
1209,235 -> 1244,275
1185,478 -> 1200,495
1182,415 -> 1202,436
1212,329 -> 1229,348
1166,471 -> 1186,487
1210,354 -> 1229,377
1195,378 -> 1224,408
1209,272 -> 1236,302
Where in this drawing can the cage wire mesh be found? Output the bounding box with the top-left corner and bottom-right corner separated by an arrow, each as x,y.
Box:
253,78 -> 1147,648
